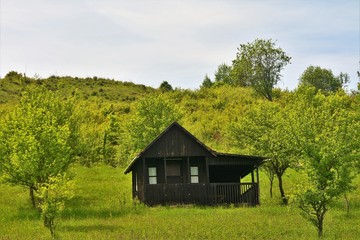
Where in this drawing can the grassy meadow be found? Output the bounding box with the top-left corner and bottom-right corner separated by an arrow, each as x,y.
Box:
1,165 -> 359,240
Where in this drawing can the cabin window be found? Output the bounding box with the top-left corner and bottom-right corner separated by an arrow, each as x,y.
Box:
167,161 -> 181,176
148,167 -> 157,184
166,160 -> 182,183
190,166 -> 199,183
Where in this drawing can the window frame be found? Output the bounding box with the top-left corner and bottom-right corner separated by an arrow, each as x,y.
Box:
148,167 -> 157,184
190,166 -> 199,183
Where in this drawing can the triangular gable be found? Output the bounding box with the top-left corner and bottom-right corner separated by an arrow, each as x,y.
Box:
124,122 -> 215,174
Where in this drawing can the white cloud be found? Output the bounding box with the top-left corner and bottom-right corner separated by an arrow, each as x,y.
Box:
1,0 -> 358,90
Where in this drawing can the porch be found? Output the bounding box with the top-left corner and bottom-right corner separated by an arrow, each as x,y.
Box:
144,182 -> 259,206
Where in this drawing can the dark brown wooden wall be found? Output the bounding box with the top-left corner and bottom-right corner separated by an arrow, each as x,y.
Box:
142,125 -> 213,158
140,157 -> 208,185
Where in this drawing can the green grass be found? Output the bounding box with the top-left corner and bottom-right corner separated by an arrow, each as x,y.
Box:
1,165 -> 359,239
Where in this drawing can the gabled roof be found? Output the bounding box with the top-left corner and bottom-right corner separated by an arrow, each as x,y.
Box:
124,122 -> 213,174
124,122 -> 266,174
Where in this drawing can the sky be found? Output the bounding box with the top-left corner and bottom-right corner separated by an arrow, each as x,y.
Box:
0,0 -> 359,90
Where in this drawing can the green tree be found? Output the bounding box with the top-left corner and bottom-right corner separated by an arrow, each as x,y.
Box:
299,65 -> 349,92
201,74 -> 213,88
73,101 -> 109,167
4,70 -> 23,79
159,81 -> 173,92
290,87 -> 358,237
230,100 -> 299,204
0,87 -> 79,208
119,94 -> 181,164
36,173 -> 74,239
214,63 -> 234,85
102,114 -> 121,167
3,70 -> 31,86
231,39 -> 291,101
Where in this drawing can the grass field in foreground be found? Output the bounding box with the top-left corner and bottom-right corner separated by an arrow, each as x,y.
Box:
1,165 -> 359,239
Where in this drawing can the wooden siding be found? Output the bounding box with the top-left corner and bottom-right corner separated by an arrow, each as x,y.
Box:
142,125 -> 213,158
141,157 -> 207,185
144,183 -> 259,206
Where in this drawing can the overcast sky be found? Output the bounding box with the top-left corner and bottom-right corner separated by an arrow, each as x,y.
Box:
1,0 -> 359,90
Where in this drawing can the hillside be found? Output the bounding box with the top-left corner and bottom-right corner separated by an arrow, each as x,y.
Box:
0,72 -> 264,153
0,71 -> 156,105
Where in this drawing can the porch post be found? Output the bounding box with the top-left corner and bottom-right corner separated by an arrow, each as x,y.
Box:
256,166 -> 260,205
142,157 -> 146,202
186,156 -> 190,183
205,157 -> 210,184
205,157 -> 210,205
164,158 -> 167,184
251,170 -> 256,206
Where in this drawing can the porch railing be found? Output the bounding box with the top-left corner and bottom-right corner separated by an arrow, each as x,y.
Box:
144,183 -> 258,206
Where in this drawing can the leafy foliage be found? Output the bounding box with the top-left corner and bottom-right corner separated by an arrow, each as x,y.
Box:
299,65 -> 349,92
231,38 -> 291,101
0,72 -> 155,104
230,100 -> 300,204
36,174 -> 74,239
0,87 -> 79,207
118,94 -> 181,165
201,74 -> 213,89
290,87 -> 358,237
214,63 -> 234,85
159,81 -> 173,92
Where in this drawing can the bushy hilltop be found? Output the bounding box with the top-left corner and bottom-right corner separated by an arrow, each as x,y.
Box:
0,71 -> 156,105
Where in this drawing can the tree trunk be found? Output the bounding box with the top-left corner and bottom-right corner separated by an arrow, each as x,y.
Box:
318,219 -> 323,238
276,173 -> 288,205
30,187 -> 36,208
344,193 -> 350,214
103,130 -> 107,164
317,205 -> 327,239
318,215 -> 323,238
269,178 -> 273,198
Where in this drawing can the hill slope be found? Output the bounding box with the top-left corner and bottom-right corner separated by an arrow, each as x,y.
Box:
0,72 -> 156,105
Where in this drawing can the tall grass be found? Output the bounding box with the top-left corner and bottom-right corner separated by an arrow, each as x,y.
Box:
1,165 -> 359,239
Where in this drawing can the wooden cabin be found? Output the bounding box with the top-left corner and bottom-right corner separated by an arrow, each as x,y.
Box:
124,122 -> 266,206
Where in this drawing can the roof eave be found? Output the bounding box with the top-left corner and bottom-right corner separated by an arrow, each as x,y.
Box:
214,151 -> 269,166
123,155 -> 140,174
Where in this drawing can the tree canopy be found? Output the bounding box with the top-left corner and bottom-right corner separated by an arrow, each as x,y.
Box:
0,87 -> 80,207
298,65 -> 349,92
230,100 -> 299,204
289,87 -> 359,237
159,81 -> 173,92
118,94 -> 181,164
214,63 -> 234,85
231,38 -> 291,101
